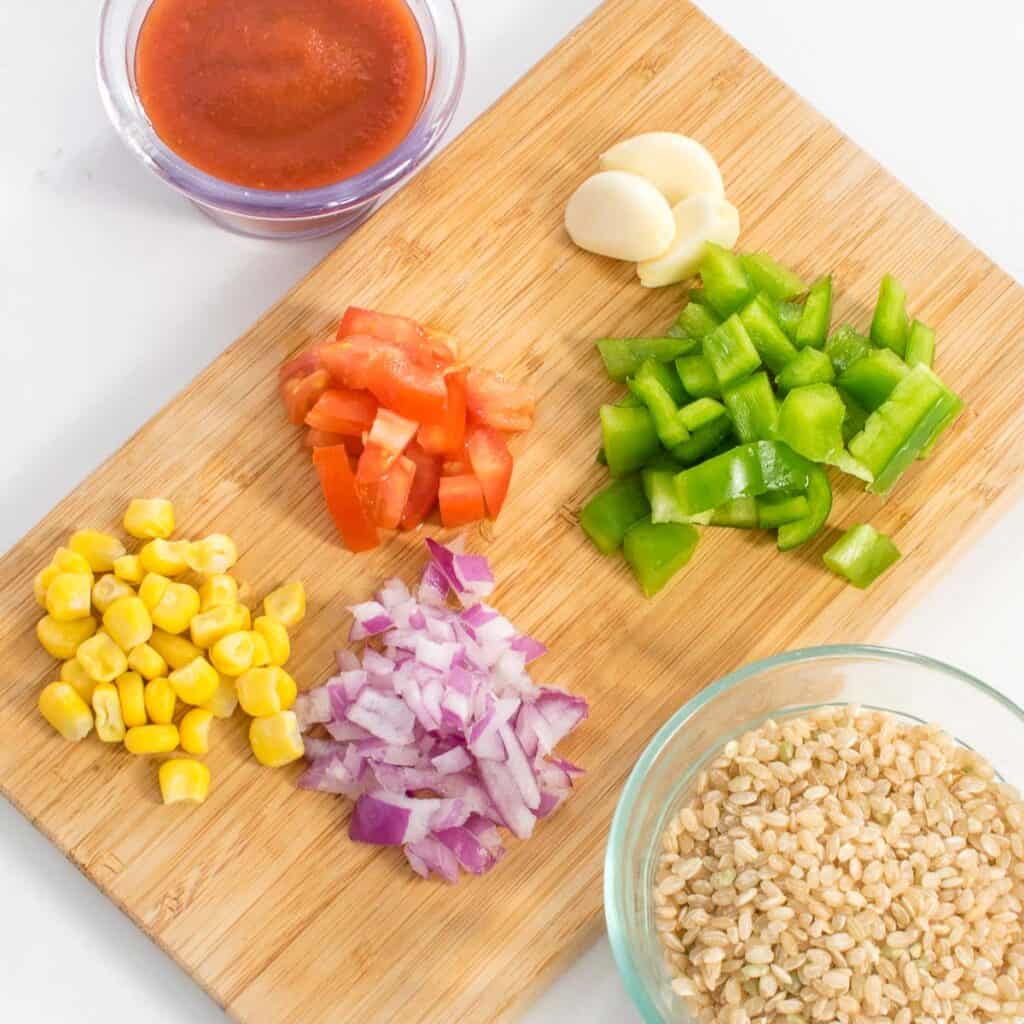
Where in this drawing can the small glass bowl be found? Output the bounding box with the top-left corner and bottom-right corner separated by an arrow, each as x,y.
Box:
97,0 -> 465,239
604,644 -> 1024,1023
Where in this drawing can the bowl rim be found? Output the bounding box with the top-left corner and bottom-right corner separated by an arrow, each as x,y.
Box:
603,642 -> 1024,1023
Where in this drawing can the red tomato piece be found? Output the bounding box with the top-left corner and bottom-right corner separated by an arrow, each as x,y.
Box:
367,408 -> 419,455
312,446 -> 379,553
367,349 -> 448,424
400,443 -> 442,530
279,335 -> 332,385
319,335 -> 385,390
375,455 -> 416,530
438,474 -> 486,528
338,307 -> 427,347
305,388 -> 379,436
281,369 -> 331,426
467,425 -> 514,518
305,429 -> 362,457
417,368 -> 467,456
466,369 -> 535,433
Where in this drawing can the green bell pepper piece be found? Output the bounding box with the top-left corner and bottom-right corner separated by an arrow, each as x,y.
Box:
623,518 -> 701,597
825,324 -> 872,375
870,273 -> 909,356
709,497 -> 759,528
838,348 -> 909,411
597,336 -> 698,382
596,394 -> 643,464
905,320 -> 935,368
839,390 -> 869,445
795,275 -> 832,349
700,243 -> 754,317
600,404 -> 661,477
918,388 -> 965,459
777,464 -> 832,551
679,397 -> 727,432
775,299 -> 804,342
723,372 -> 779,443
776,347 -> 835,394
674,441 -> 813,515
641,354 -> 687,404
823,523 -> 901,589
642,469 -> 714,525
757,492 -> 812,529
703,315 -> 762,389
629,360 -> 690,448
668,301 -> 722,341
738,295 -> 799,375
579,477 -> 650,554
671,416 -> 733,466
776,384 -> 846,463
740,253 -> 807,301
675,354 -> 721,398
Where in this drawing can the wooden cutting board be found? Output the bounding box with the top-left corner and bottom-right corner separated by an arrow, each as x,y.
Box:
2,1 -> 1023,1020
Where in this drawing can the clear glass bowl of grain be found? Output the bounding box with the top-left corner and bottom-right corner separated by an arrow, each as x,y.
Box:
605,644 -> 1024,1023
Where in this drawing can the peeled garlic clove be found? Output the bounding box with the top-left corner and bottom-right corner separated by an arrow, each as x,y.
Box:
637,193 -> 740,289
600,132 -> 724,206
565,171 -> 675,262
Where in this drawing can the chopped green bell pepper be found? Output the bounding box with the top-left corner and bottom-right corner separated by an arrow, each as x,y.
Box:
838,348 -> 909,411
776,347 -> 835,394
596,394 -> 642,464
579,477 -> 650,554
825,324 -> 872,375
709,497 -> 759,528
823,523 -> 901,588
623,518 -> 700,597
597,336 -> 698,382
795,276 -> 832,349
777,465 -> 832,551
675,354 -> 721,398
642,469 -> 713,525
703,315 -> 762,388
738,295 -> 799,375
679,397 -> 727,432
776,384 -> 846,463
870,273 -> 909,356
905,320 -> 935,368
600,404 -> 660,477
642,354 -> 688,404
700,243 -> 754,317
839,390 -> 868,445
723,372 -> 779,443
775,300 -> 804,342
629,359 -> 690,448
740,253 -> 807,301
757,492 -> 812,529
671,415 -> 733,466
668,301 -> 722,341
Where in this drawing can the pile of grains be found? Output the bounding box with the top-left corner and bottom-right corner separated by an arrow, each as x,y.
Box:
654,706 -> 1024,1024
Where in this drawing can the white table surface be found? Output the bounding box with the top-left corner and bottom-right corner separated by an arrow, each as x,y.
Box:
2,2 -> 1022,1021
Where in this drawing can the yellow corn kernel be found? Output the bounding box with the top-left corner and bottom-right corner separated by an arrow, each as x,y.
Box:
117,671 -> 147,727
45,572 -> 93,622
151,582 -> 200,634
169,656 -> 219,706
139,538 -> 191,577
123,498 -> 175,540
39,681 -> 94,741
125,723 -> 179,755
249,711 -> 304,768
276,669 -> 297,711
69,529 -> 126,573
113,554 -> 144,584
37,614 -> 97,660
138,572 -> 170,611
103,595 -> 153,651
248,631 -> 271,668
55,546 -> 95,575
199,573 -> 238,611
201,674 -> 238,720
263,582 -> 306,628
144,677 -> 176,724
92,682 -> 126,742
34,563 -> 60,607
60,658 -> 97,703
180,708 -> 214,755
185,534 -> 238,576
92,574 -> 136,614
209,631 -> 255,677
159,759 -> 210,805
77,632 -> 129,683
236,667 -> 296,717
253,615 -> 290,666
238,604 -> 252,630
127,642 -> 168,681
148,629 -> 203,671
189,603 -> 246,648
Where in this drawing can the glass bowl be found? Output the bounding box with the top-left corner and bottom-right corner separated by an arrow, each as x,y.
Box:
604,644 -> 1024,1023
96,0 -> 465,239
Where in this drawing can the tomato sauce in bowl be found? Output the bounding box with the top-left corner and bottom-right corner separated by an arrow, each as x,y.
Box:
135,0 -> 427,191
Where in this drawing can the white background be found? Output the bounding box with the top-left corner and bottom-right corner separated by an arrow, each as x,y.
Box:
2,2 -> 1022,1020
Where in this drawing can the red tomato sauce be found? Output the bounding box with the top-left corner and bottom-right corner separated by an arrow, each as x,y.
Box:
135,0 -> 427,191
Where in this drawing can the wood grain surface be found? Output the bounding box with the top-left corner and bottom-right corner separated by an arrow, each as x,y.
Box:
2,1 -> 1023,1021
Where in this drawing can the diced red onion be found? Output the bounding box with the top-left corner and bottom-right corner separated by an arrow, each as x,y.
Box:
349,601 -> 394,641
347,688 -> 416,745
431,745 -> 473,775
294,686 -> 332,731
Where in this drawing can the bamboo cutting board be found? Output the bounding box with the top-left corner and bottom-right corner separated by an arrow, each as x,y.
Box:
2,1 -> 1023,1020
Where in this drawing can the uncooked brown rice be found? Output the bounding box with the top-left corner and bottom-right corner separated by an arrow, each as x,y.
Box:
654,706 -> 1024,1023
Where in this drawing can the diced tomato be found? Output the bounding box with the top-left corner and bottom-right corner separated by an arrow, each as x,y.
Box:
338,307 -> 427,348
312,446 -> 379,553
424,327 -> 459,363
375,455 -> 417,530
367,408 -> 419,455
418,368 -> 467,456
466,369 -> 535,433
305,387 -> 378,436
279,336 -> 332,385
438,474 -> 487,528
400,443 -> 442,530
467,426 -> 514,518
305,429 -> 362,457
319,336 -> 385,390
281,369 -> 331,426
